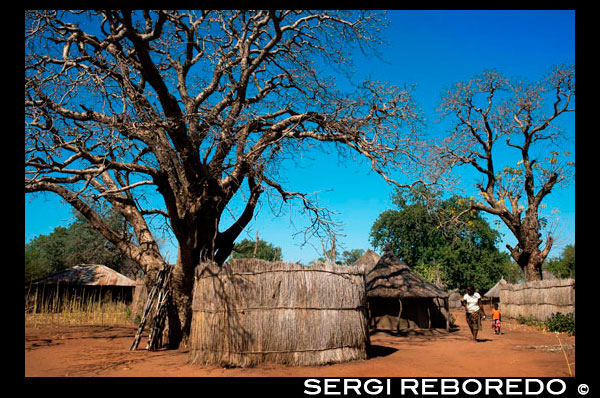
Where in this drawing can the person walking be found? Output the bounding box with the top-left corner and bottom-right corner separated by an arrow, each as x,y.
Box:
491,303 -> 502,335
462,286 -> 486,342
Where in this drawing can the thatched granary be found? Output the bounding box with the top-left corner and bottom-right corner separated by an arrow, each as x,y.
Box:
352,249 -> 381,273
365,250 -> 450,332
484,277 -> 507,303
189,259 -> 369,367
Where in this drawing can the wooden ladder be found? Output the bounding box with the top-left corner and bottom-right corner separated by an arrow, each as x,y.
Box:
129,264 -> 172,351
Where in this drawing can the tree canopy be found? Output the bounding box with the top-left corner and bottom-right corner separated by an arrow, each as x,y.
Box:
544,244 -> 575,279
426,67 -> 575,281
25,10 -> 424,346
230,238 -> 283,262
369,187 -> 519,291
25,210 -> 138,284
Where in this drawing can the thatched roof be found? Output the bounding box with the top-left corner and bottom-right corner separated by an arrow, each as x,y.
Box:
32,264 -> 136,287
484,277 -> 507,298
366,251 -> 449,299
352,249 -> 381,273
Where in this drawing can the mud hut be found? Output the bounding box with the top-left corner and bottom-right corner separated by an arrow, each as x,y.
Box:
365,250 -> 450,333
189,259 -> 369,367
351,249 -> 381,273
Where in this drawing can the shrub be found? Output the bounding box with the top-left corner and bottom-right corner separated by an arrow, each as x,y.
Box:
516,314 -> 543,328
449,313 -> 457,328
544,312 -> 575,336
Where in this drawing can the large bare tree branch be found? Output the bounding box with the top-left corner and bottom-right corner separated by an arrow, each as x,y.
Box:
431,66 -> 574,280
26,10 -> 425,346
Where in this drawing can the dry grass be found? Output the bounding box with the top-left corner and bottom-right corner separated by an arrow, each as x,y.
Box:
25,286 -> 134,327
189,259 -> 369,367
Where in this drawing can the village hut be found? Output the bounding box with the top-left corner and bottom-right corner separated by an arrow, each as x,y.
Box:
351,249 -> 381,273
189,258 -> 369,367
447,289 -> 463,309
484,277 -> 507,304
365,250 -> 450,333
28,264 -> 137,311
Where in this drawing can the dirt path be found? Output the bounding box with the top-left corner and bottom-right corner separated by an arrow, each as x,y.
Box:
25,307 -> 575,377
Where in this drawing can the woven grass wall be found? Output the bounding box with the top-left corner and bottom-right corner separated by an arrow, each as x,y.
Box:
499,279 -> 575,320
189,259 -> 369,367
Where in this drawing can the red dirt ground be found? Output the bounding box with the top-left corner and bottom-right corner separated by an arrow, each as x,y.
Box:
25,306 -> 574,378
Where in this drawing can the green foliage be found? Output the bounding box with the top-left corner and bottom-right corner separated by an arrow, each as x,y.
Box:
501,260 -> 525,284
544,244 -> 575,279
412,262 -> 439,284
25,227 -> 68,283
544,312 -> 575,336
516,315 -> 544,328
231,238 -> 283,261
25,209 -> 132,284
312,249 -> 364,265
449,313 -> 457,328
370,186 -> 513,291
340,249 -> 365,265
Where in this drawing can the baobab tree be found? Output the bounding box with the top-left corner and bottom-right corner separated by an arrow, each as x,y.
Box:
25,10 -> 424,347
431,67 -> 575,281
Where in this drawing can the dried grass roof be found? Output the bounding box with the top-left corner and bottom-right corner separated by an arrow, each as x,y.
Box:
366,252 -> 449,299
32,264 -> 136,287
484,277 -> 507,298
352,249 -> 381,273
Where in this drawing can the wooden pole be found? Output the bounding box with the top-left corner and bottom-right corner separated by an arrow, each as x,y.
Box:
396,298 -> 403,333
253,230 -> 259,258
445,298 -> 450,330
331,235 -> 336,265
427,301 -> 432,330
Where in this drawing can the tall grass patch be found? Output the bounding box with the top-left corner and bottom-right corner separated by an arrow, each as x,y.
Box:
25,285 -> 134,326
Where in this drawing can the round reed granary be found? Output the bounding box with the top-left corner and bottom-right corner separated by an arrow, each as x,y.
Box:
189,258 -> 369,367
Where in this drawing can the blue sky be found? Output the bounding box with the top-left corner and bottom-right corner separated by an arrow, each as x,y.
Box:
25,10 -> 575,265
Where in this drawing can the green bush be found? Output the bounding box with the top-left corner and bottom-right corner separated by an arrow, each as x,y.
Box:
544,312 -> 575,336
516,314 -> 543,328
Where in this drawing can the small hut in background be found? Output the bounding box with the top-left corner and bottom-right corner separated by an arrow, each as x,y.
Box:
365,249 -> 450,333
352,249 -> 381,274
447,289 -> 463,309
484,277 -> 507,304
28,264 -> 136,311
189,258 -> 369,367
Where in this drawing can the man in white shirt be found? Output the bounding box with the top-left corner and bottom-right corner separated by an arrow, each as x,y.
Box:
462,286 -> 487,342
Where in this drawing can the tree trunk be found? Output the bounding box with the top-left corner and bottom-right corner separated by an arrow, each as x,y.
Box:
166,214 -> 232,349
167,245 -> 201,349
167,283 -> 192,349
509,242 -> 544,282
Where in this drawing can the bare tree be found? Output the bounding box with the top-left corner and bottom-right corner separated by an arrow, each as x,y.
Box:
25,10 -> 424,346
431,67 -> 574,281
